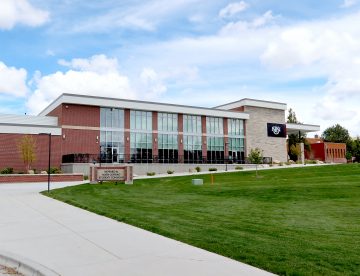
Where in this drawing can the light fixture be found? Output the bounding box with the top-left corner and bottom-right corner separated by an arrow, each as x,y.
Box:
62,134 -> 66,139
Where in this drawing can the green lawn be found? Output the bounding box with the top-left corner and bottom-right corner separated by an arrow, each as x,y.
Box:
45,164 -> 360,275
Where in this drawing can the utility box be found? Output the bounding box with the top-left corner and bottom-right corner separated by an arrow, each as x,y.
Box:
192,179 -> 203,185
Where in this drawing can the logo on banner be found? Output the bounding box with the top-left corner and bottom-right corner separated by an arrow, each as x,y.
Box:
272,126 -> 281,135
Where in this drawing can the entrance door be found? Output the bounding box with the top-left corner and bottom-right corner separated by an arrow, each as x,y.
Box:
113,148 -> 118,163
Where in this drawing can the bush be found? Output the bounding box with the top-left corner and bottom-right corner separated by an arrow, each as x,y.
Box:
195,166 -> 201,172
167,170 -> 174,174
279,162 -> 284,166
285,161 -> 292,166
83,175 -> 89,180
208,168 -> 217,172
147,172 -> 156,176
235,166 -> 243,170
48,167 -> 62,174
305,160 -> 317,164
1,167 -> 13,174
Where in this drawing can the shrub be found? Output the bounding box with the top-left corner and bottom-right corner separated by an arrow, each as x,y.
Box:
285,161 -> 292,166
208,168 -> 217,172
147,172 -> 156,176
235,166 -> 243,170
305,160 -> 317,164
279,162 -> 284,166
83,175 -> 89,180
195,166 -> 201,172
167,170 -> 174,174
269,164 -> 273,167
48,167 -> 62,174
1,167 -> 14,174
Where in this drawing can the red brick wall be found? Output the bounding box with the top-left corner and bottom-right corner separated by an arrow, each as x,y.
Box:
307,143 -> 325,161
231,106 -> 245,112
62,104 -> 100,127
0,174 -> 83,183
62,129 -> 99,155
47,105 -> 63,125
0,134 -> 62,172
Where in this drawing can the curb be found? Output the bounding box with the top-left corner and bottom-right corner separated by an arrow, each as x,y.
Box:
0,251 -> 59,276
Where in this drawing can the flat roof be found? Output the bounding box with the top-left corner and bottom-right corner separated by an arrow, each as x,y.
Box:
0,114 -> 61,135
215,98 -> 287,111
286,123 -> 320,135
38,93 -> 250,120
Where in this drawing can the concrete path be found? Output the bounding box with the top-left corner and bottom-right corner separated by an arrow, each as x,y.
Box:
0,181 -> 274,276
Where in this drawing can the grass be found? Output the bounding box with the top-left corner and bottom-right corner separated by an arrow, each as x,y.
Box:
44,164 -> 360,275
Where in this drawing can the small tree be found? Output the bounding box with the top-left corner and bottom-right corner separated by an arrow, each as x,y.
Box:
287,108 -> 310,161
248,148 -> 263,178
18,135 -> 36,172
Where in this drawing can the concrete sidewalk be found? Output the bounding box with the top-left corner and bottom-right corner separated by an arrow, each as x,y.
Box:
0,181 -> 273,276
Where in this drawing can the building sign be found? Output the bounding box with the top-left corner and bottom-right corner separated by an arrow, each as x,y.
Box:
267,123 -> 286,138
97,168 -> 125,181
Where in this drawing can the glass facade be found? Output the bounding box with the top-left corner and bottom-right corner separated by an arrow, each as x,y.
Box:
228,119 -> 245,163
183,115 -> 203,163
100,108 -> 125,163
158,113 -> 178,163
130,111 -> 153,162
206,117 -> 224,163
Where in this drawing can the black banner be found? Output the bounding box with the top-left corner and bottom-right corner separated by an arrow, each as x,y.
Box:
267,123 -> 286,138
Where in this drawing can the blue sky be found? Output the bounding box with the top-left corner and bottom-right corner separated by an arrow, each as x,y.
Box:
1,0 -> 360,136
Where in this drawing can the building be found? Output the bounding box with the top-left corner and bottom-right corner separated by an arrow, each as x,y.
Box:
0,94 -> 320,173
305,138 -> 347,163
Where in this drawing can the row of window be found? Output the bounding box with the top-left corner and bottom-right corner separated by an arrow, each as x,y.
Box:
100,108 -> 244,135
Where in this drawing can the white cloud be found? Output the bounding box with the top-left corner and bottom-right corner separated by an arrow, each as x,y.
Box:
220,10 -> 278,35
26,55 -> 135,114
0,0 -> 49,30
69,0 -> 201,33
139,68 -> 167,99
58,55 -> 120,74
341,0 -> 357,8
219,1 -> 249,18
0,61 -> 28,97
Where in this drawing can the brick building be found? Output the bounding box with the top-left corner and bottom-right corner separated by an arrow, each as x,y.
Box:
0,94 -> 320,172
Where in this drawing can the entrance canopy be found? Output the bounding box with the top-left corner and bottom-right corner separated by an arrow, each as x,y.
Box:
286,123 -> 320,136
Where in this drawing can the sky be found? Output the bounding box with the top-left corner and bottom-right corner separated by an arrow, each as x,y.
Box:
1,0 -> 360,137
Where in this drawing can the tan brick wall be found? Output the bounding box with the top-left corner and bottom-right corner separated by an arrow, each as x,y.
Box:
244,106 -> 287,162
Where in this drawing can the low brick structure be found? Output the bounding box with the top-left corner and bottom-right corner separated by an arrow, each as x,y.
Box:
0,174 -> 84,183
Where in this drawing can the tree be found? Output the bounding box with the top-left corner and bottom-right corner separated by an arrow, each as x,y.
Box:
321,124 -> 351,144
287,108 -> 299,124
286,108 -> 309,161
350,137 -> 360,162
18,135 -> 36,172
248,148 -> 263,178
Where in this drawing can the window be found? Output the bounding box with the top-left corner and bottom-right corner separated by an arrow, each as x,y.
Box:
183,115 -> 202,163
206,117 -> 224,163
130,110 -> 153,162
228,119 -> 245,163
100,108 -> 125,163
158,113 -> 178,163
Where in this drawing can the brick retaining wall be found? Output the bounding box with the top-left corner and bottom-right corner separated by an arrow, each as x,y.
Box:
0,174 -> 84,183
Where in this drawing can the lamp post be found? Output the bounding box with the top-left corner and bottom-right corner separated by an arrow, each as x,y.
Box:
39,133 -> 51,193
